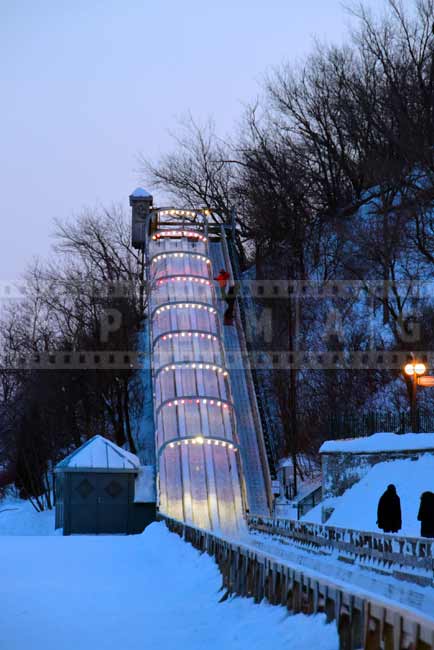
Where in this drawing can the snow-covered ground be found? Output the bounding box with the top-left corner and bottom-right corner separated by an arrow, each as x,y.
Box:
0,493 -> 57,536
303,454 -> 434,537
320,432 -> 434,454
0,500 -> 337,650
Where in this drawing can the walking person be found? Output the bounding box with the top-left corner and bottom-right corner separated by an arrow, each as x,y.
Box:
417,491 -> 434,538
377,484 -> 402,533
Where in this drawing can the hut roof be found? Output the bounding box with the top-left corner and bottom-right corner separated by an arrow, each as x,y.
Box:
56,435 -> 140,471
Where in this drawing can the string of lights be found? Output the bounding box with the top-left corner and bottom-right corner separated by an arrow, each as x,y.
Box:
153,330 -> 220,344
151,251 -> 211,264
152,230 -> 207,242
152,301 -> 217,316
155,274 -> 212,286
154,361 -> 229,378
159,436 -> 239,452
156,395 -> 234,414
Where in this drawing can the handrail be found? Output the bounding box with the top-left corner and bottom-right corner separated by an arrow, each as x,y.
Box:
247,514 -> 434,579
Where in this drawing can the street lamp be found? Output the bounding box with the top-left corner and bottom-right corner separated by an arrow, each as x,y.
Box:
404,360 -> 427,433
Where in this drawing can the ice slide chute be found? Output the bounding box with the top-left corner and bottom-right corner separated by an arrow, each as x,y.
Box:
130,193 -> 272,532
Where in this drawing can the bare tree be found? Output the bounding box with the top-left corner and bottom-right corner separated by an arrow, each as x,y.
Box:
0,206 -> 147,509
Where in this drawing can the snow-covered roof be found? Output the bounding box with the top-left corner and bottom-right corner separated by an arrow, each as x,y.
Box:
56,436 -> 140,471
320,432 -> 434,454
130,187 -> 152,199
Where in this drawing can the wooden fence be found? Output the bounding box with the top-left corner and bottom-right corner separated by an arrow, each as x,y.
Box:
247,515 -> 434,586
160,513 -> 434,650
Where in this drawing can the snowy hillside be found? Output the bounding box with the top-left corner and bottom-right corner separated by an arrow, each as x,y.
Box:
303,454 -> 434,537
0,518 -> 338,650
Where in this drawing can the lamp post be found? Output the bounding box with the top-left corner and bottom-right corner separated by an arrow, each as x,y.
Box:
404,361 -> 427,433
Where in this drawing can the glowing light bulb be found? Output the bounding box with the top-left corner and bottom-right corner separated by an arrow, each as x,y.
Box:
415,363 -> 427,375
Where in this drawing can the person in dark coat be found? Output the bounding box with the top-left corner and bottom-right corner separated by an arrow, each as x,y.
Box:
377,484 -> 402,533
417,492 -> 434,538
223,285 -> 237,325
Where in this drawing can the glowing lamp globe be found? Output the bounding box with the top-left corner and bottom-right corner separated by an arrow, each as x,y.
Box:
404,363 -> 415,376
415,362 -> 427,375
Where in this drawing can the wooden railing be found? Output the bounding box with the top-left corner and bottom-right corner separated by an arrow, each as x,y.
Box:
296,485 -> 323,518
160,513 -> 434,650
247,515 -> 434,585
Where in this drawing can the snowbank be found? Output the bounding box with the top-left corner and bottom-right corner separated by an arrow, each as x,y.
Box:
303,455 -> 434,536
320,432 -> 434,454
0,522 -> 338,650
0,494 -> 56,536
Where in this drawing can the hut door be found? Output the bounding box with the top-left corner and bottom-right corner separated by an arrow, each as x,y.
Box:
96,473 -> 129,534
69,472 -> 129,534
69,473 -> 98,534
